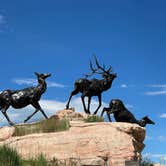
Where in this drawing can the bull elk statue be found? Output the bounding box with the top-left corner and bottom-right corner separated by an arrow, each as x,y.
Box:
66,56 -> 117,114
0,72 -> 51,125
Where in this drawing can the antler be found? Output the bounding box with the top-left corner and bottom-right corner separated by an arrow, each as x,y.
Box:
84,56 -> 113,78
84,60 -> 98,77
94,56 -> 112,74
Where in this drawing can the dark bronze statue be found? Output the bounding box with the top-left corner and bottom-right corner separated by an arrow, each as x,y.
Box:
66,56 -> 117,114
101,99 -> 155,127
0,72 -> 51,125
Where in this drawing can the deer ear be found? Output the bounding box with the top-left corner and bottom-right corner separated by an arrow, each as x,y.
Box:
34,72 -> 39,77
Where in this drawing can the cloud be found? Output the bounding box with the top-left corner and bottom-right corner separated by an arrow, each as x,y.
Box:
12,78 -> 66,88
145,84 -> 166,96
146,84 -> 166,88
0,14 -> 5,24
120,84 -> 128,88
125,104 -> 134,110
158,136 -> 166,142
143,153 -> 166,160
144,90 -> 166,96
159,113 -> 166,118
0,97 -> 108,126
145,135 -> 153,140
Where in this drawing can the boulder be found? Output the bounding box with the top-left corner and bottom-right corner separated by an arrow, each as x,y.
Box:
0,126 -> 15,142
55,108 -> 88,121
0,121 -> 145,166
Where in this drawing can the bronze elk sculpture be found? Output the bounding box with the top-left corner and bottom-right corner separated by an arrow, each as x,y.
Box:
101,99 -> 155,127
0,72 -> 51,125
66,57 -> 117,114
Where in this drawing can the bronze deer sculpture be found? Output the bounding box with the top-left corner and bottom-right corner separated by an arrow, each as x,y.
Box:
66,57 -> 117,114
0,72 -> 51,125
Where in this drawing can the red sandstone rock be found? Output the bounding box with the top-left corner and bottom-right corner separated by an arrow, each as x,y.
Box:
0,126 -> 15,141
0,121 -> 145,166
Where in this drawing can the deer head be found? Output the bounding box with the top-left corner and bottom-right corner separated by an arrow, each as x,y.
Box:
34,72 -> 51,80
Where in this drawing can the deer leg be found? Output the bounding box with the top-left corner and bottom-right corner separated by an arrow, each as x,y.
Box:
33,102 -> 48,119
107,112 -> 112,122
24,109 -> 39,123
81,94 -> 88,114
87,97 -> 91,114
93,95 -> 102,115
24,102 -> 48,123
101,107 -> 106,117
66,89 -> 79,109
1,109 -> 14,126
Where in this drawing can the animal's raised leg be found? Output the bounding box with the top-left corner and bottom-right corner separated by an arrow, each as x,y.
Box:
24,102 -> 48,123
93,94 -> 101,115
32,102 -> 48,119
1,108 -> 14,126
66,89 -> 79,109
87,97 -> 91,114
81,94 -> 88,114
101,107 -> 112,122
24,109 -> 38,123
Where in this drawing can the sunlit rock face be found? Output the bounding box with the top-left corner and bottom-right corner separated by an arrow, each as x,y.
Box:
0,109 -> 145,166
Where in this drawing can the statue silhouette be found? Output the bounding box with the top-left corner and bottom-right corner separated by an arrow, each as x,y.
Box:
66,56 -> 117,114
0,72 -> 51,125
101,99 -> 155,127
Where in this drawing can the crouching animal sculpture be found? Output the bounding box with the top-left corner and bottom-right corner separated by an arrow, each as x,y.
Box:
0,72 -> 51,126
101,99 -> 155,127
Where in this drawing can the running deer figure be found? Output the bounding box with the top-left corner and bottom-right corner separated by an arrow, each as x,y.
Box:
0,72 -> 51,125
66,57 -> 117,114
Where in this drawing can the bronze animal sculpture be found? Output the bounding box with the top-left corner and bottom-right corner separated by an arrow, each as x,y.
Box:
66,57 -> 117,114
101,99 -> 155,127
0,72 -> 51,125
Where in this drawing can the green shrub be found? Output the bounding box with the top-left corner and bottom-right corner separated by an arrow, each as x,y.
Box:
13,117 -> 70,136
0,145 -> 22,166
22,154 -> 47,166
0,145 -> 79,166
84,115 -> 104,123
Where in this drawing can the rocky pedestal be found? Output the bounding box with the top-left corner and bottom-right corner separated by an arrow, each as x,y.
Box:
0,109 -> 146,166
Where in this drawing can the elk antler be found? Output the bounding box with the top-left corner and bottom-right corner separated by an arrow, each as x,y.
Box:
84,56 -> 113,78
94,56 -> 112,74
84,60 -> 99,77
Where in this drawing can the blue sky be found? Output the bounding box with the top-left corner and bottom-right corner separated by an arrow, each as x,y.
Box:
0,0 -> 166,163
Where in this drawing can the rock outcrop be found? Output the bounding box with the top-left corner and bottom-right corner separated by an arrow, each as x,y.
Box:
0,110 -> 146,166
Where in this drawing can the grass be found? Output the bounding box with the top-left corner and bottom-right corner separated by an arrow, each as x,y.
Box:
13,117 -> 70,136
84,115 -> 104,123
0,145 -> 78,166
0,145 -> 22,166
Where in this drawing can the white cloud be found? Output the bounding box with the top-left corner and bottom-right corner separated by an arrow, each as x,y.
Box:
159,113 -> 166,118
146,84 -> 166,88
12,78 -> 66,88
0,97 -> 108,126
145,135 -> 153,140
145,84 -> 166,96
158,136 -> 166,142
125,104 -> 134,110
144,90 -> 166,96
143,153 -> 166,160
120,84 -> 128,88
0,14 -> 5,24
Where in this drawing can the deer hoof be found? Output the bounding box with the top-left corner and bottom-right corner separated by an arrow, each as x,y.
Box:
9,122 -> 15,126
